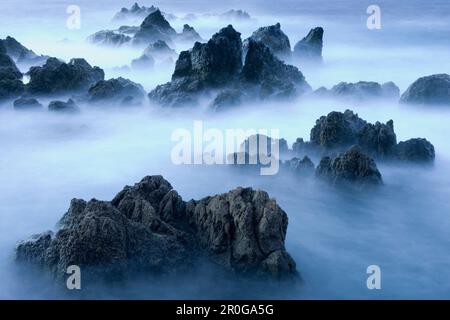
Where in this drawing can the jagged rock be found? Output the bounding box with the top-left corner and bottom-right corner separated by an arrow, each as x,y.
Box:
13,97 -> 43,110
113,3 -> 157,21
16,175 -> 297,282
48,99 -> 79,113
0,36 -> 48,66
292,138 -> 314,155
178,24 -> 203,42
316,145 -> 383,189
133,10 -> 177,44
284,156 -> 315,175
241,39 -> 311,99
27,58 -> 104,94
143,40 -> 177,60
88,77 -> 146,105
293,27 -> 323,62
395,138 -> 435,163
400,74 -> 450,106
131,54 -> 155,70
186,187 -> 297,278
149,25 -> 243,106
247,23 -> 291,60
330,81 -> 400,100
310,109 -> 397,158
0,44 -> 24,100
88,30 -> 131,46
220,9 -> 251,21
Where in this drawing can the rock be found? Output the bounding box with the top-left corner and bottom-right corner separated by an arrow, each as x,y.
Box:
13,97 -> 43,110
241,39 -> 311,99
292,138 -> 314,155
113,3 -> 158,21
241,134 -> 289,157
178,24 -> 203,42
143,40 -> 177,60
293,27 -> 323,62
16,175 -> 297,282
133,9 -> 177,44
395,138 -> 435,163
48,99 -> 79,113
220,9 -> 251,21
284,156 -> 315,175
149,25 -> 243,107
0,47 -> 22,80
131,54 -> 155,70
0,36 -> 48,66
117,26 -> 140,35
247,23 -> 291,60
310,109 -> 397,158
316,145 -> 383,189
330,81 -> 399,100
381,81 -> 400,99
0,79 -> 25,100
27,58 -> 104,94
88,77 -> 146,105
186,187 -> 297,278
0,45 -> 24,100
88,30 -> 131,46
400,74 -> 450,106
211,89 -> 244,111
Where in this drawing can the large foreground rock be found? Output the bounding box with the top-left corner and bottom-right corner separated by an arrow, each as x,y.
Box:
16,176 -> 297,282
400,74 -> 450,106
27,58 -> 104,95
316,145 -> 383,189
293,27 -> 323,62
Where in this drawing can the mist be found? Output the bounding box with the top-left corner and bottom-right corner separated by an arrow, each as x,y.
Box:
1,0 -> 450,299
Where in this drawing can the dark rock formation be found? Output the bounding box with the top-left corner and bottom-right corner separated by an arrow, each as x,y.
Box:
211,89 -> 244,111
27,58 -> 104,94
13,97 -> 43,110
310,110 -> 397,158
293,27 -> 323,62
16,176 -> 297,282
284,156 -> 315,175
247,23 -> 291,60
117,25 -> 140,35
133,10 -> 177,44
178,24 -> 203,42
329,81 -> 400,100
0,43 -> 24,100
316,145 -> 383,189
220,9 -> 251,21
113,2 -> 157,21
395,138 -> 435,163
88,77 -> 146,105
400,74 -> 450,106
48,99 -> 79,113
131,54 -> 155,70
88,30 -> 132,46
0,36 -> 48,66
241,39 -> 310,99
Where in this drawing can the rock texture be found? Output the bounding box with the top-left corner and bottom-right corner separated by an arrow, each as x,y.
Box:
13,97 -> 43,110
247,23 -> 291,60
400,74 -> 450,106
133,10 -> 177,44
0,42 -> 24,100
27,58 -> 104,95
88,77 -> 146,105
293,27 -> 323,62
395,138 -> 435,163
316,145 -> 383,189
48,99 -> 79,113
16,176 -> 297,282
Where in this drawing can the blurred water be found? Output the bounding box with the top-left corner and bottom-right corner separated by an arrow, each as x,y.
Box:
0,0 -> 450,299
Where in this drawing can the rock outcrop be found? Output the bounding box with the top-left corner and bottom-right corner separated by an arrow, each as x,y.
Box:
113,2 -> 158,21
0,36 -> 48,66
48,99 -> 79,113
178,24 -> 203,42
88,77 -> 146,105
316,145 -> 383,189
133,10 -> 177,44
400,74 -> 450,106
325,81 -> 400,100
16,176 -> 297,282
13,97 -> 43,110
26,58 -> 104,95
0,42 -> 24,100
131,54 -> 155,70
395,138 -> 435,163
88,30 -> 132,46
293,27 -> 323,62
247,23 -> 291,60
143,40 -> 177,60
284,156 -> 315,176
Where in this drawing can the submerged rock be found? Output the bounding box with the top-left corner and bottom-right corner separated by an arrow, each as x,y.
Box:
247,23 -> 291,60
16,175 -> 297,282
27,58 -> 104,94
88,77 -> 146,105
293,27 -> 323,62
400,74 -> 450,106
316,145 -> 383,189
13,97 -> 43,110
48,99 -> 79,113
395,138 -> 435,163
